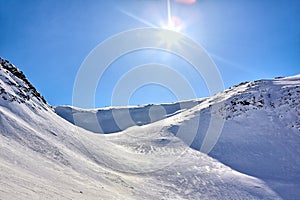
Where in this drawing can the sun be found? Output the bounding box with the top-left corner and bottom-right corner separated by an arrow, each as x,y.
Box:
160,16 -> 184,32
119,0 -> 187,33
160,0 -> 185,32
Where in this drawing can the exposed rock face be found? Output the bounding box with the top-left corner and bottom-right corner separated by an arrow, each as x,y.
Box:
0,58 -> 49,110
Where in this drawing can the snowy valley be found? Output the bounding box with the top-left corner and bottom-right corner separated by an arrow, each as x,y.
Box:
0,57 -> 299,199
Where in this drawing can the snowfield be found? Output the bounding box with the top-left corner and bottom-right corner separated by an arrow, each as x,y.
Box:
0,58 -> 299,199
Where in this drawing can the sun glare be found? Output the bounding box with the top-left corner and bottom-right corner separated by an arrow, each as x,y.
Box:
157,29 -> 184,49
120,0 -> 189,33
160,0 -> 185,32
161,16 -> 184,32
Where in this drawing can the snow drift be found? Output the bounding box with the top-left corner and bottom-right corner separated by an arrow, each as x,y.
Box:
0,57 -> 298,199
57,74 -> 300,199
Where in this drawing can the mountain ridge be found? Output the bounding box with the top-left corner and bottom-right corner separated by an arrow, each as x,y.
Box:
1,58 -> 299,199
56,73 -> 300,199
0,58 -> 49,110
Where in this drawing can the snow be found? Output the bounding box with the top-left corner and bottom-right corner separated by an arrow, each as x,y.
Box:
0,102 -> 280,199
55,99 -> 205,134
56,74 -> 300,199
0,58 -> 299,199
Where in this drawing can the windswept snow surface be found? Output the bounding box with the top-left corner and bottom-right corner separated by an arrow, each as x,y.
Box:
55,99 -> 205,134
57,73 -> 300,199
0,58 -> 295,199
0,103 -> 280,200
0,61 -> 283,200
164,75 -> 300,199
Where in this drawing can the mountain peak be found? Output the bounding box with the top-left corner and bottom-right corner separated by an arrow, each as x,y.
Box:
0,58 -> 299,199
0,57 -> 49,110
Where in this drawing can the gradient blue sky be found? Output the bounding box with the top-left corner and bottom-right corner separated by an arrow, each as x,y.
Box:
1,0 -> 299,107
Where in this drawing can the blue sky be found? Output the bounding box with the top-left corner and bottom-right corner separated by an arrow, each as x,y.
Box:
0,0 -> 299,107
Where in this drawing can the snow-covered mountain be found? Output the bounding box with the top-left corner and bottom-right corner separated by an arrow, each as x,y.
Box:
0,57 -> 298,199
56,74 -> 300,199
0,58 -> 49,110
55,99 -> 205,134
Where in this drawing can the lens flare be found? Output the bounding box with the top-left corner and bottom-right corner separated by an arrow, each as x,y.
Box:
161,16 -> 184,32
175,0 -> 197,4
119,0 -> 192,32
161,0 -> 185,32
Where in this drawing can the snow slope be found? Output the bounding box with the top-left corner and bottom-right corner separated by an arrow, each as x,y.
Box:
165,75 -> 300,199
57,71 -> 300,198
55,99 -> 205,134
0,60 -> 284,199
